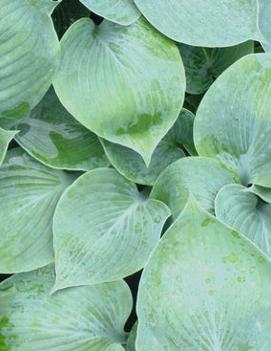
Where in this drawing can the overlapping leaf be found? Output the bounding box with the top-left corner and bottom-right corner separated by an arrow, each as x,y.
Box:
151,157 -> 238,220
134,0 -> 271,48
137,199 -> 271,351
53,168 -> 170,290
194,53 -> 271,187
0,148 -> 75,273
215,184 -> 271,260
0,128 -> 17,166
101,109 -> 194,186
179,41 -> 253,94
0,0 -> 60,129
80,0 -> 140,25
15,88 -> 109,171
53,17 -> 185,165
0,265 -> 132,351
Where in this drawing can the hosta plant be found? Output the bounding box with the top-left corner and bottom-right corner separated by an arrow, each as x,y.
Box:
1,1 -> 271,351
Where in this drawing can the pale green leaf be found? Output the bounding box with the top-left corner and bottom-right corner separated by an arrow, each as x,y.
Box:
53,17 -> 185,165
0,148 -> 75,273
80,0 -> 140,25
0,0 -> 60,129
126,322 -> 137,351
215,184 -> 271,260
134,0 -> 268,47
249,184 -> 271,203
0,128 -> 17,166
151,157 -> 238,220
194,53 -> 271,187
101,109 -> 195,186
53,168 -> 170,290
178,41 -> 254,95
0,265 -> 132,351
136,199 -> 271,351
15,88 -> 109,171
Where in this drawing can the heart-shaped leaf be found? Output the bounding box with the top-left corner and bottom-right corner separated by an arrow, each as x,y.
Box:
136,198 -> 271,351
53,168 -> 170,291
0,265 -> 132,351
79,0 -> 140,25
151,157 -> 238,220
194,53 -> 271,188
178,41 -> 253,95
0,0 -> 60,129
0,148 -> 75,273
53,17 -> 185,165
15,88 -> 109,171
215,184 -> 271,260
101,109 -> 194,186
0,128 -> 17,166
134,0 -> 269,47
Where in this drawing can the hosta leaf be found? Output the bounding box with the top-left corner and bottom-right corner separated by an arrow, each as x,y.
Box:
194,53 -> 271,188
15,88 -> 109,171
101,109 -> 195,186
0,265 -> 132,351
0,128 -> 17,166
52,0 -> 90,38
151,157 -> 238,220
126,322 -> 137,351
179,41 -> 254,95
53,168 -> 170,290
134,0 -> 269,47
258,0 -> 271,52
0,148 -> 75,273
215,184 -> 271,260
79,0 -> 140,25
136,199 -> 271,351
0,0 -> 60,129
53,17 -> 185,165
249,184 -> 271,203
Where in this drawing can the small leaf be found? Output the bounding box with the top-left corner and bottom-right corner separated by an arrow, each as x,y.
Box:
0,128 -> 17,166
137,198 -> 271,351
126,322 -> 137,351
15,88 -> 109,171
134,0 -> 265,46
0,0 -> 60,129
80,0 -> 141,25
215,184 -> 271,260
249,184 -> 271,203
101,109 -> 195,186
151,157 -> 238,220
0,265 -> 132,351
53,168 -> 170,290
0,148 -> 75,273
178,41 -> 254,95
53,17 -> 185,165
194,53 -> 271,187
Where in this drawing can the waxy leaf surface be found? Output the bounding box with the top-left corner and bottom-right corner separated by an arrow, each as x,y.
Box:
0,265 -> 132,351
0,0 -> 60,129
194,53 -> 271,187
53,168 -> 170,290
53,17 -> 185,165
137,199 -> 271,351
0,148 -> 74,273
15,88 -> 109,171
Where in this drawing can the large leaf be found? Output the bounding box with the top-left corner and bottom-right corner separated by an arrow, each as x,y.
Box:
0,265 -> 132,351
0,128 -> 17,166
215,184 -> 271,260
151,157 -> 238,220
53,168 -> 170,291
178,41 -> 254,95
134,0 -> 270,47
0,148 -> 75,273
258,0 -> 271,52
101,109 -> 195,186
194,53 -> 271,188
15,88 -> 109,171
136,199 -> 271,351
53,17 -> 185,165
0,0 -> 60,129
80,0 -> 140,25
